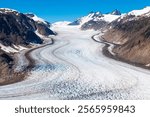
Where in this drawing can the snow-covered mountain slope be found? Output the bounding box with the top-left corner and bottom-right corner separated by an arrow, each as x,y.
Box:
81,13 -> 121,30
71,7 -> 150,31
128,6 -> 150,16
69,10 -> 121,30
69,10 -> 121,26
26,13 -> 49,25
101,14 -> 120,22
76,12 -> 103,25
28,14 -> 46,23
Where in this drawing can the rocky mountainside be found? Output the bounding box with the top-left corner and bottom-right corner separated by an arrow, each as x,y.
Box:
69,10 -> 121,30
0,8 -> 55,85
0,8 -> 54,48
103,7 -> 150,67
26,13 -> 54,36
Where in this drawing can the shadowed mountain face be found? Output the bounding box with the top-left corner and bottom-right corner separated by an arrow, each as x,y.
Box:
0,9 -> 55,46
0,50 -> 13,66
111,9 -> 121,15
26,13 -> 55,36
0,13 -> 42,46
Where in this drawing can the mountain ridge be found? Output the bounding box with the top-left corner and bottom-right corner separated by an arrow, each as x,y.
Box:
69,9 -> 121,30
103,6 -> 150,67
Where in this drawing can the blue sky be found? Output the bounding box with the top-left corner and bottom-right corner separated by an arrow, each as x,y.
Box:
0,0 -> 149,22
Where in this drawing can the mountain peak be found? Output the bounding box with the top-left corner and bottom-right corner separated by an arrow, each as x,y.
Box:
111,9 -> 121,15
85,12 -> 103,20
26,13 -> 47,25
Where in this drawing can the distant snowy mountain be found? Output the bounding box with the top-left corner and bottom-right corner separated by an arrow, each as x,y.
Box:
128,6 -> 150,16
69,10 -> 121,30
69,12 -> 104,25
69,10 -> 121,27
69,7 -> 150,31
69,12 -> 100,26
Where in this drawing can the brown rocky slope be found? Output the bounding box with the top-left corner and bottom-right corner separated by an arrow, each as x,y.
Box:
103,15 -> 150,67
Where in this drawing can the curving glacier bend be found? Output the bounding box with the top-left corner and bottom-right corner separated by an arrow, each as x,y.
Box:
1,25 -> 150,100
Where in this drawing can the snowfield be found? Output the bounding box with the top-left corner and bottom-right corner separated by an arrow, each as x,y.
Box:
128,6 -> 150,16
1,24 -> 150,100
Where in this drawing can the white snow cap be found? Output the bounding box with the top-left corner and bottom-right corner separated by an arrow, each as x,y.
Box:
102,14 -> 120,22
26,13 -> 48,24
128,6 -> 150,16
31,14 -> 46,24
77,12 -> 120,25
